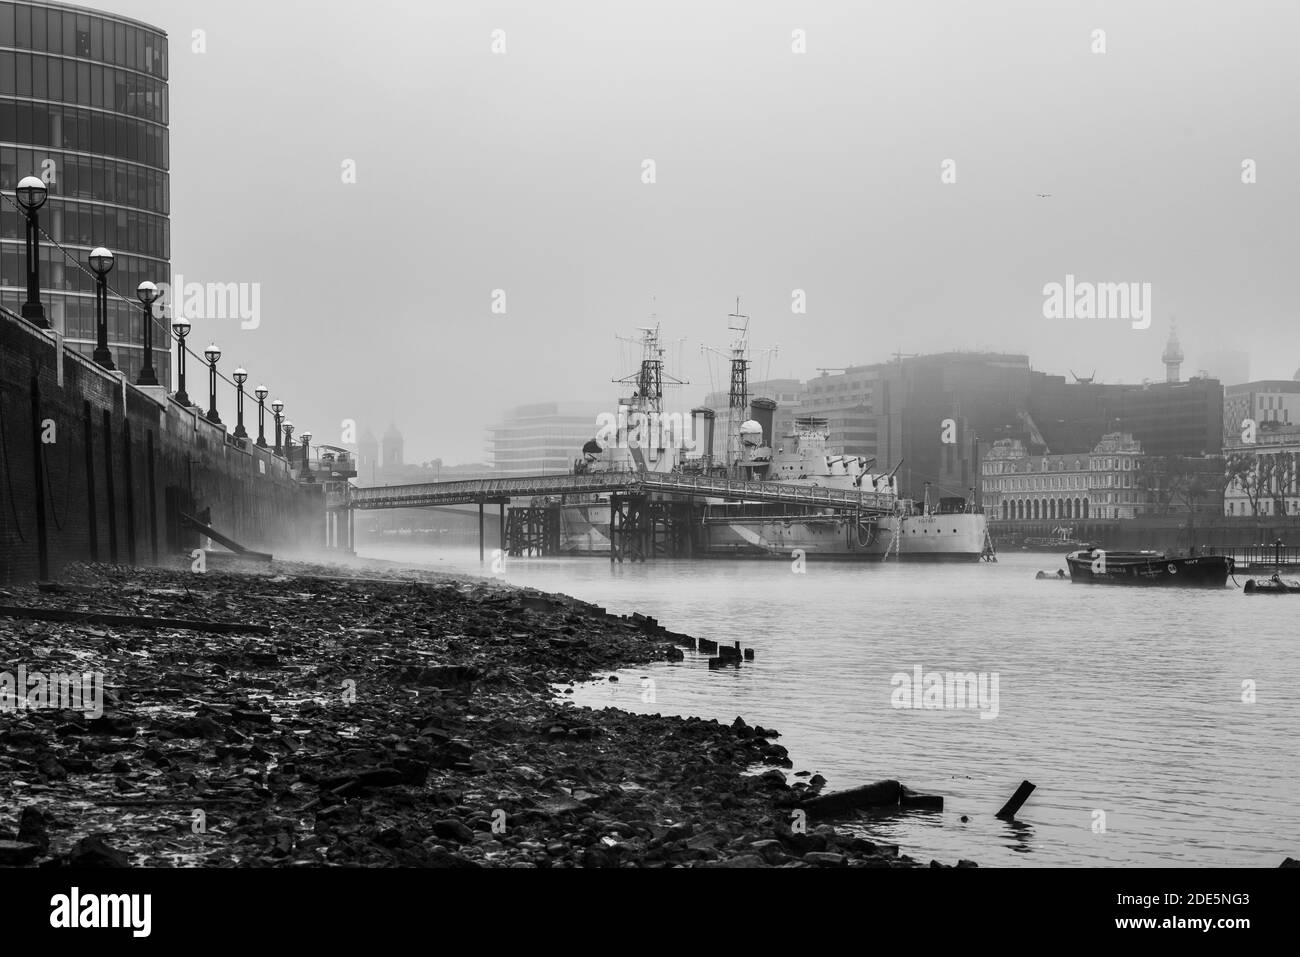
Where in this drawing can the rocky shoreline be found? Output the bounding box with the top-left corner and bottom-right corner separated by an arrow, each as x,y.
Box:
0,558 -> 973,868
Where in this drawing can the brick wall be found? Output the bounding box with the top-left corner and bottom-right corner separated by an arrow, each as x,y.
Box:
1,309 -> 323,583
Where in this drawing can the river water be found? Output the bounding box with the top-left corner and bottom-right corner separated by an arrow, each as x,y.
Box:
359,542 -> 1298,868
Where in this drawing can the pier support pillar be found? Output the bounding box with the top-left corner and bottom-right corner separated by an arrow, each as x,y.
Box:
499,502 -> 506,556
478,501 -> 485,563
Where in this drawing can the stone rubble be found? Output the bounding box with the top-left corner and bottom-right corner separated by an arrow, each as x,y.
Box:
0,558 -> 970,868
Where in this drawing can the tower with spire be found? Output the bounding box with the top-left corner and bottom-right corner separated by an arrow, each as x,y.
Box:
1162,320 -> 1184,383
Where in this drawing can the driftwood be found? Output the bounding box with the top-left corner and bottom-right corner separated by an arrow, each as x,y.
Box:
996,780 -> 1037,819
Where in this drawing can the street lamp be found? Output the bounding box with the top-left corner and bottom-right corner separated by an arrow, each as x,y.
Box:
172,317 -> 192,406
203,343 -> 223,425
283,421 -> 295,462
271,400 -> 285,455
89,247 -> 115,369
16,176 -> 49,328
301,431 -> 314,480
255,385 -> 269,448
232,367 -> 248,439
135,281 -> 161,386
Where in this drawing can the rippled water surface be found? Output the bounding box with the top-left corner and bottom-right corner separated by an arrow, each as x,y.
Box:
360,543 -> 1299,867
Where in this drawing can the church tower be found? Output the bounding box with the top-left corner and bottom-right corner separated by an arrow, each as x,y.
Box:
382,421 -> 405,468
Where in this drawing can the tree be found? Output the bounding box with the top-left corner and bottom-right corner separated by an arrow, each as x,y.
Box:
1225,451 -> 1268,516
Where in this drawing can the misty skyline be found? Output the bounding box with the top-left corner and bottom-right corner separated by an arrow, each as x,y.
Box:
72,0 -> 1300,465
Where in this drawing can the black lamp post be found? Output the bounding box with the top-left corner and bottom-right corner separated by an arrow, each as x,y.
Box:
172,317 -> 192,405
232,367 -> 248,439
204,343 -> 223,425
89,247 -> 115,369
283,422 -> 295,462
135,281 -> 160,386
255,385 -> 269,448
16,175 -> 49,329
272,400 -> 285,455
301,431 -> 314,480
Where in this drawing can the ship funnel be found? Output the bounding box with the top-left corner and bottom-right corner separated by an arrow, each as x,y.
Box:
691,407 -> 716,467
749,397 -> 777,447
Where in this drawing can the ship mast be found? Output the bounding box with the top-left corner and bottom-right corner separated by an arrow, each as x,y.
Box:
701,298 -> 779,471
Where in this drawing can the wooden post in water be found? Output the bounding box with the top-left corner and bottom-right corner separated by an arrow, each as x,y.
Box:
996,780 -> 1036,819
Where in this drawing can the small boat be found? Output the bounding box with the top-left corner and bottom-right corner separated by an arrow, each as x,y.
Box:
1035,570 -> 1069,581
1065,549 -> 1233,587
1244,574 -> 1300,594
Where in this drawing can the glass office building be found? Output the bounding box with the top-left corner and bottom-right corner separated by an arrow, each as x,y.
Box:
0,0 -> 169,385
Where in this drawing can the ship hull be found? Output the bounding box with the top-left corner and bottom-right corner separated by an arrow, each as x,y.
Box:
697,512 -> 988,561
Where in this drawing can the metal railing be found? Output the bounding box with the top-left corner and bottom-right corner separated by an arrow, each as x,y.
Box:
346,471 -> 896,513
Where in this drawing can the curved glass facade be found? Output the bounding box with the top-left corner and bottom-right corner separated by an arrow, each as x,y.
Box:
0,0 -> 168,384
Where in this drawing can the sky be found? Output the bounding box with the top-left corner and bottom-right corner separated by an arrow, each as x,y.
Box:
78,0 -> 1300,464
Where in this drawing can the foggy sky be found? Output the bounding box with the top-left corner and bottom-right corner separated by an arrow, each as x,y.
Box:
78,0 -> 1300,464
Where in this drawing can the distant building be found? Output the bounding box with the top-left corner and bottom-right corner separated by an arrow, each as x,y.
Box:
1223,381 -> 1300,440
488,401 -> 606,476
981,433 -> 1147,522
381,421 -> 404,468
794,368 -> 879,459
357,427 -> 379,478
1223,421 -> 1300,518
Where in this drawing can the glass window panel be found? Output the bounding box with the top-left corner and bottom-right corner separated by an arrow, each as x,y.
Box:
136,32 -> 144,71
14,3 -> 28,48
77,62 -> 90,105
0,100 -> 13,141
103,17 -> 113,62
47,10 -> 62,54
63,60 -> 75,103
115,24 -> 126,66
63,152 -> 77,195
91,19 -> 102,60
0,51 -> 13,96
48,56 -> 61,100
15,102 -> 30,143
0,4 -> 14,48
76,15 -> 91,57
32,53 -> 46,98
91,110 -> 104,153
126,27 -> 137,69
32,5 -> 45,48
114,70 -> 126,111
91,63 -> 102,107
15,52 -> 29,95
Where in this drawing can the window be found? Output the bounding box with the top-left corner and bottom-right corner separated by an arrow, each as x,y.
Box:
76,15 -> 91,57
14,3 -> 29,48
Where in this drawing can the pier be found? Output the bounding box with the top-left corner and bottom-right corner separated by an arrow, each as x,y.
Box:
342,471 -> 896,563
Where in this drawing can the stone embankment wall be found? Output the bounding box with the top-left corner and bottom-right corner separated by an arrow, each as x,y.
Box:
1,309 -> 323,583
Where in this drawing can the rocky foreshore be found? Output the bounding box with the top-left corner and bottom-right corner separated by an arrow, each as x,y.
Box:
0,558 -> 971,868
